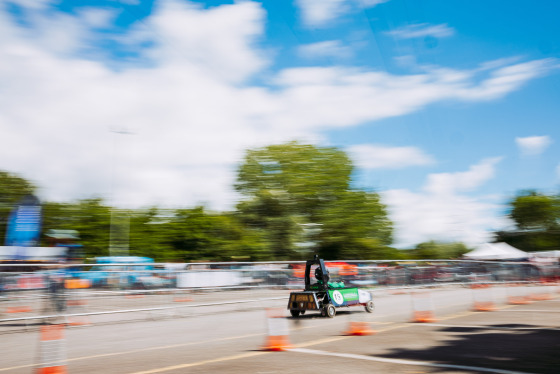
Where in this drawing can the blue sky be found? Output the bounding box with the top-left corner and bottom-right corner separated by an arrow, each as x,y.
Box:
0,0 -> 559,248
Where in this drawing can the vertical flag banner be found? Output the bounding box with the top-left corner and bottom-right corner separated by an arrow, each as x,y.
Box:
4,195 -> 42,252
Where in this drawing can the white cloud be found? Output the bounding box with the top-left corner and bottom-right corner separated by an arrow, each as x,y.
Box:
0,0 -> 271,209
298,40 -> 352,60
296,0 -> 347,27
267,59 -> 556,130
515,135 -> 552,156
424,157 -> 502,195
145,0 -> 268,83
382,158 -> 511,248
78,8 -> 117,29
0,0 -> 556,213
476,56 -> 524,72
347,144 -> 434,169
296,0 -> 387,28
386,23 -> 455,40
459,59 -> 557,101
7,0 -> 53,10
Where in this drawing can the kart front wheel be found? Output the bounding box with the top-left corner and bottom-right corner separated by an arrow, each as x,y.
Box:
290,309 -> 300,317
365,300 -> 375,313
323,304 -> 336,318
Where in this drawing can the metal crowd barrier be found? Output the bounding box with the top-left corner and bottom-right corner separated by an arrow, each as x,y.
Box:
0,259 -> 558,327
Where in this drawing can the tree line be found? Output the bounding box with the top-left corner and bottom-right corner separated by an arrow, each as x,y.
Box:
1,143 -> 556,262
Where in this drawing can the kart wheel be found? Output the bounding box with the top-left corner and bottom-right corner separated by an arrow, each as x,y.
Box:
300,310 -> 306,315
365,300 -> 375,313
324,304 -> 336,318
290,309 -> 300,318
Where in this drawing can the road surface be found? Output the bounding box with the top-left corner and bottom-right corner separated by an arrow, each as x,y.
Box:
1,285 -> 558,373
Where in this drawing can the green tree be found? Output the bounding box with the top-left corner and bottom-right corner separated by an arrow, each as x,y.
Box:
66,199 -> 111,257
128,207 -> 178,261
317,191 -> 393,259
155,206 -> 267,262
411,241 -> 470,259
42,198 -> 112,257
496,190 -> 560,252
235,142 -> 393,260
510,190 -> 558,231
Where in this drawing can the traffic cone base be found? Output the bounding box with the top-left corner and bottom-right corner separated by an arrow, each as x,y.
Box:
66,300 -> 87,307
173,297 -> 193,302
470,284 -> 488,289
66,316 -> 91,326
125,294 -> 145,299
412,311 -> 436,323
6,306 -> 32,313
346,321 -> 375,335
507,296 -> 530,305
36,365 -> 66,374
262,335 -> 291,351
473,302 -> 495,311
530,293 -> 552,301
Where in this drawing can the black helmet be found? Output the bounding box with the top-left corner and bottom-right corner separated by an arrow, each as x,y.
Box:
315,267 -> 323,280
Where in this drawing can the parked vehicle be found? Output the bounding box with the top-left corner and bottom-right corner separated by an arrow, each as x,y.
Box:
81,256 -> 169,289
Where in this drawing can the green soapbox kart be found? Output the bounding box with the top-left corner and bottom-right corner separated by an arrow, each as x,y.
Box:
287,256 -> 374,318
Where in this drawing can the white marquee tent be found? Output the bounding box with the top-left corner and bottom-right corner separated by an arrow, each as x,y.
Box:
0,246 -> 67,261
529,250 -> 560,259
463,243 -> 528,260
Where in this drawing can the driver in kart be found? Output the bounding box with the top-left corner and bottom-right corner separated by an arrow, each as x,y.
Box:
312,267 -> 345,289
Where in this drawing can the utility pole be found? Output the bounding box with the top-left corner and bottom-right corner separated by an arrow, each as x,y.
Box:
109,127 -> 134,257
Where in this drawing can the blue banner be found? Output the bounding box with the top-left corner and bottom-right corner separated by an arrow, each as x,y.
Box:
4,195 -> 42,250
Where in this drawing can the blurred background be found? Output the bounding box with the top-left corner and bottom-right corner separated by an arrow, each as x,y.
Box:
1,1 -> 559,373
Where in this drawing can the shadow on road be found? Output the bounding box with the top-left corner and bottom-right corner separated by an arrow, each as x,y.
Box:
381,325 -> 560,373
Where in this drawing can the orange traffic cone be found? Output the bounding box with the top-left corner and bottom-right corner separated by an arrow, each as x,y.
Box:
172,290 -> 193,303
125,292 -> 145,299
5,291 -> 33,314
530,283 -> 553,301
472,284 -> 495,311
411,291 -> 436,323
507,283 -> 530,305
36,324 -> 67,374
65,279 -> 91,326
345,319 -> 375,335
262,308 -> 291,351
5,302 -> 33,314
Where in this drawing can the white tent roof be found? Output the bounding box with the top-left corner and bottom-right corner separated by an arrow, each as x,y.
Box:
463,243 -> 528,260
0,246 -> 67,261
529,250 -> 560,259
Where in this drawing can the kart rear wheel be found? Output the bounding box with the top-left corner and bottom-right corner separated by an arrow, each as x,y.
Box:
365,300 -> 375,313
324,304 -> 336,318
290,309 -> 300,317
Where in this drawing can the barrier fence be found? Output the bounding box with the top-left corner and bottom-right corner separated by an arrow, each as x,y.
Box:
0,259 -> 558,327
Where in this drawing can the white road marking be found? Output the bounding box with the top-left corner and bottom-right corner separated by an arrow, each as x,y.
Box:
128,352 -> 268,374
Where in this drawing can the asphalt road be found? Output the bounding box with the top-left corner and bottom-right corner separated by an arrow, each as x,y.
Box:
0,285 -> 558,373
